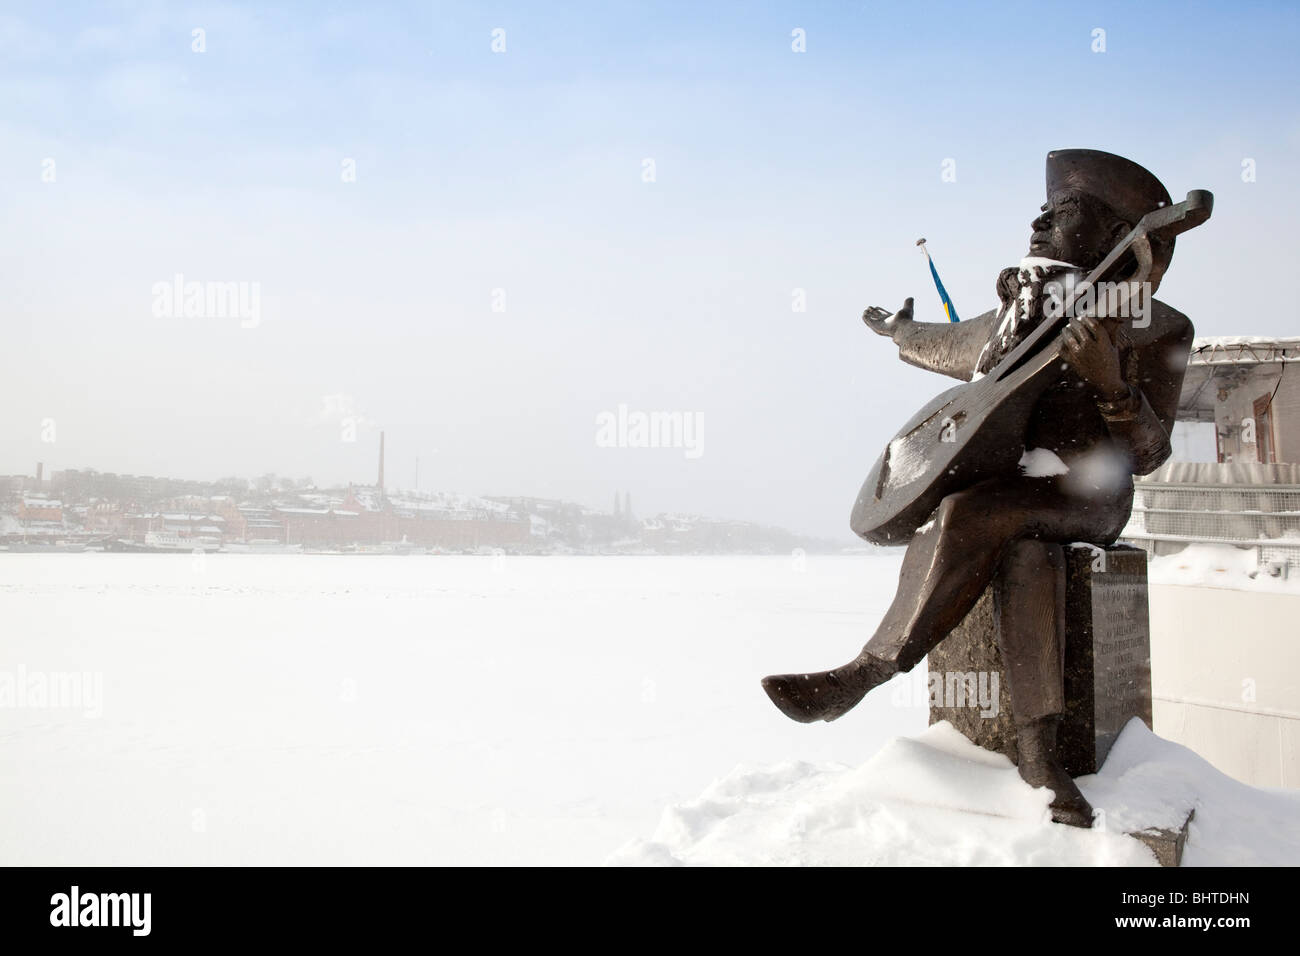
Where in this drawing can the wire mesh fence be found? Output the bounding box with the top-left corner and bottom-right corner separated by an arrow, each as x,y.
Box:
1120,481 -> 1300,576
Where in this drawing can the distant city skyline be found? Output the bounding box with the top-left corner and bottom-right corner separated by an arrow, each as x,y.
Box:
5,448 -> 838,555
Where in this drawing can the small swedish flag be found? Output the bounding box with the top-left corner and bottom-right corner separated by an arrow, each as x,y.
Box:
917,239 -> 960,323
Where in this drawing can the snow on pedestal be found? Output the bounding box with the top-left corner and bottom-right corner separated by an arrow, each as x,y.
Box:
607,719 -> 1300,866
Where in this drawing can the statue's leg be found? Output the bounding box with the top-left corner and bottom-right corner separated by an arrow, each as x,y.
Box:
994,539 -> 1065,722
861,478 -> 1053,671
762,474 -> 1128,724
763,478 -> 1038,722
993,540 -> 1093,827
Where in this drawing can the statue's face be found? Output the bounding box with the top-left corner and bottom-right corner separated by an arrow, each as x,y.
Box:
1028,189 -> 1126,267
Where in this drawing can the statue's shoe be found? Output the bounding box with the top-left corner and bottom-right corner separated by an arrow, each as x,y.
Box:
1015,716 -> 1095,829
1047,790 -> 1095,829
1024,764 -> 1094,829
761,653 -> 897,723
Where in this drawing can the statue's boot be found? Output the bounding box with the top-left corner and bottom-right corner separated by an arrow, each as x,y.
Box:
761,652 -> 898,723
1016,715 -> 1094,828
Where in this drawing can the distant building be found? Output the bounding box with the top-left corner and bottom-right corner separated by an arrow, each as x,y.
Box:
1124,335 -> 1300,573
236,506 -> 285,543
277,507 -> 362,547
1177,336 -> 1300,465
17,496 -> 63,523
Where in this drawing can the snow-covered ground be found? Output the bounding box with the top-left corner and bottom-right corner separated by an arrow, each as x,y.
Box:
5,552 -> 1295,866
1,553 -> 926,865
610,719 -> 1300,866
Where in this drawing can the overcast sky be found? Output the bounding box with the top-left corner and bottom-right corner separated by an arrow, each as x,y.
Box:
2,0 -> 1297,538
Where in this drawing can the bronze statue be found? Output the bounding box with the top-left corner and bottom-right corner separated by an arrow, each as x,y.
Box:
762,150 -> 1211,827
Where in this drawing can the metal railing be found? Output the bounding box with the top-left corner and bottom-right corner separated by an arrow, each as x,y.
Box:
1120,481 -> 1300,576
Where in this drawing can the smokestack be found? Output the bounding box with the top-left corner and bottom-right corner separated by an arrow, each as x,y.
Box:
36,462 -> 43,483
378,432 -> 385,490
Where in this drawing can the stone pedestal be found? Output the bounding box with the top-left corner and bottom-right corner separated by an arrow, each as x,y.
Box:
1131,809 -> 1195,867
928,544 -> 1153,776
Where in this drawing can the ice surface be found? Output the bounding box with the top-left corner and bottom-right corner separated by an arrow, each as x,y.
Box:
0,553 -> 926,865
6,552 -> 1294,866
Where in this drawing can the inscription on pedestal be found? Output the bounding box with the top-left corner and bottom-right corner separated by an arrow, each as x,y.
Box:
1062,546 -> 1153,774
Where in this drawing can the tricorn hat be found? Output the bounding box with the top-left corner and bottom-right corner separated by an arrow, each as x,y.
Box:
1047,148 -> 1175,280
1046,149 -> 1171,225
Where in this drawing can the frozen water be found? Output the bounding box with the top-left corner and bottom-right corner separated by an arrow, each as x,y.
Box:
0,553 -> 922,865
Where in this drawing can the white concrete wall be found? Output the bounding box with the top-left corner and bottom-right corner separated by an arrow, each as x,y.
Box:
1149,583 -> 1300,788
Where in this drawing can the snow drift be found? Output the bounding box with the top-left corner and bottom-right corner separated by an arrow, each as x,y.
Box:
609,720 -> 1300,866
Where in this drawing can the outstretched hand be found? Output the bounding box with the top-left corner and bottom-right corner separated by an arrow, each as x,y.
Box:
862,297 -> 913,339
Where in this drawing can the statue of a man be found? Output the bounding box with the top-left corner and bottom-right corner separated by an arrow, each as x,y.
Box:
762,149 -> 1194,827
